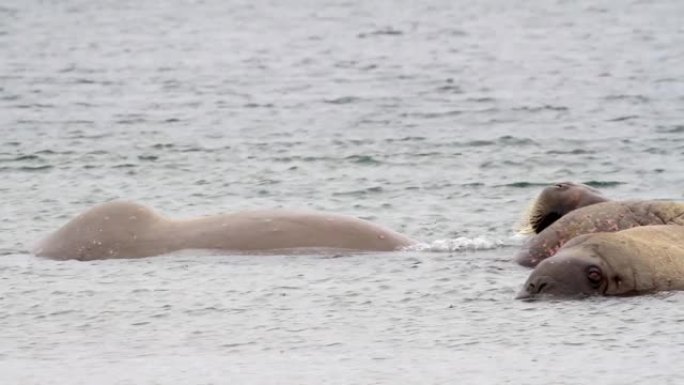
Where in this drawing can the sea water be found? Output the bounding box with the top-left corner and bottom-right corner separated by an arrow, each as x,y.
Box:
1,0 -> 684,383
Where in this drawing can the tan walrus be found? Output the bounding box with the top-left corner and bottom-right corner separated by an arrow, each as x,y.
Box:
33,201 -> 417,261
515,182 -> 684,267
517,225 -> 684,299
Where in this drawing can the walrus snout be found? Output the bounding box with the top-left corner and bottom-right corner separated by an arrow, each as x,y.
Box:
516,275 -> 555,299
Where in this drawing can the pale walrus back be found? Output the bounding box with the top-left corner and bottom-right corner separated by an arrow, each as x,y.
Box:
168,209 -> 416,253
33,201 -> 170,260
34,202 -> 417,260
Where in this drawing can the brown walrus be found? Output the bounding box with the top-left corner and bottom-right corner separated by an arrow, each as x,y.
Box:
516,225 -> 684,299
33,201 -> 417,261
515,182 -> 684,267
517,182 -> 608,235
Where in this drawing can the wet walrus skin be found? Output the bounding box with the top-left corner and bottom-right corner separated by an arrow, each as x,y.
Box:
517,225 -> 684,299
33,201 -> 417,261
515,200 -> 684,267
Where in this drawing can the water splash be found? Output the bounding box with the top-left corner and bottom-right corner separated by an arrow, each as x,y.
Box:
405,237 -> 505,252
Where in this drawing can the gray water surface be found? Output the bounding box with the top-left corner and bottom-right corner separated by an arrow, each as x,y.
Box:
1,0 -> 684,383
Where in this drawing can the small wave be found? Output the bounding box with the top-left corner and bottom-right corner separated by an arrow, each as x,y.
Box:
606,115 -> 639,122
464,139 -> 495,146
457,136 -> 536,148
345,155 -> 381,164
400,110 -> 462,119
0,165 -> 53,172
435,84 -> 463,94
512,105 -> 569,112
332,186 -> 383,196
500,180 -> 624,189
357,28 -> 403,38
656,125 -> 684,133
152,143 -> 175,149
15,103 -> 55,109
0,94 -> 19,101
546,149 -> 594,155
243,102 -> 274,108
405,237 -> 505,252
603,94 -> 650,103
466,97 -> 496,103
497,182 -> 549,188
324,96 -> 361,105
384,136 -> 426,143
583,181 -> 624,188
0,154 -> 40,162
498,135 -> 537,146
116,118 -> 148,125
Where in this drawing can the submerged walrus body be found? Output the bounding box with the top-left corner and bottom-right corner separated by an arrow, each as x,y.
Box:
517,225 -> 684,298
515,200 -> 684,267
34,201 -> 417,261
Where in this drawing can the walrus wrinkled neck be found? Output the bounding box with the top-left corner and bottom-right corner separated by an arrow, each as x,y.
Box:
575,193 -> 610,210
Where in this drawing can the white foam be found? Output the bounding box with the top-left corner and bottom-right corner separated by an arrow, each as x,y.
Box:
404,237 -> 505,252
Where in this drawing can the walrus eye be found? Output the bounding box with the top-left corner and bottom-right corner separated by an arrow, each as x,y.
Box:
586,266 -> 603,287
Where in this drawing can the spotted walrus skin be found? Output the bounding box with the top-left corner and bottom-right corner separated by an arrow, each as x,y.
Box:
515,200 -> 684,267
517,225 -> 684,299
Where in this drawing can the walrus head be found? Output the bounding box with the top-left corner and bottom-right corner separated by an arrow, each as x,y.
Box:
515,232 -> 655,299
516,244 -> 609,299
518,182 -> 609,235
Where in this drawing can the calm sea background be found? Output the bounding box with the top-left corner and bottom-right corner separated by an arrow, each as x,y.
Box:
1,0 -> 684,384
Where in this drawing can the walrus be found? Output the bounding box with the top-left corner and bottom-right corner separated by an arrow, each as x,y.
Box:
517,182 -> 608,235
33,201 -> 417,261
516,225 -> 684,299
515,182 -> 684,267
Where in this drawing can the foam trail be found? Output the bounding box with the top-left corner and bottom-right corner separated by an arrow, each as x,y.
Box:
404,237 -> 505,252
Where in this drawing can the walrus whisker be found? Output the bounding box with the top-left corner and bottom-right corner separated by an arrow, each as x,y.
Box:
516,197 -> 553,235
